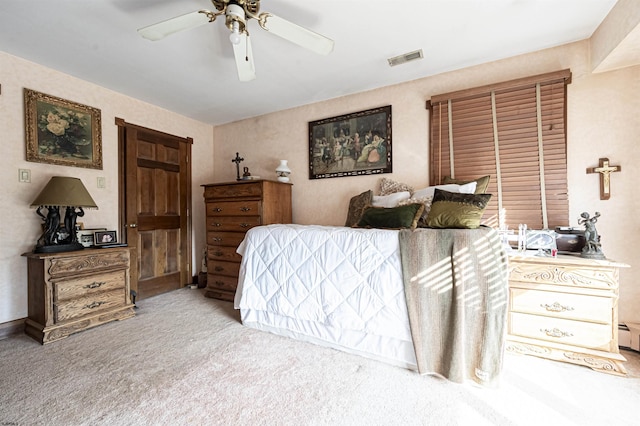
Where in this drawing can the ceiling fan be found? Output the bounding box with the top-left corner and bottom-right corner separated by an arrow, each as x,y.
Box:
137,0 -> 334,82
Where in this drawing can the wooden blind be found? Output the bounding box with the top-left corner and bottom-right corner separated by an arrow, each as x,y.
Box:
428,70 -> 571,230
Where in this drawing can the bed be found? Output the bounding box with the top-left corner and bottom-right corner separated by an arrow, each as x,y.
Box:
234,222 -> 510,387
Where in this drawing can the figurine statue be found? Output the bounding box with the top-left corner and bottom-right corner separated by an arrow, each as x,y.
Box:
242,167 -> 251,179
578,211 -> 605,259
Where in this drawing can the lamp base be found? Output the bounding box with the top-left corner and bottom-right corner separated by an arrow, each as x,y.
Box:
34,242 -> 85,254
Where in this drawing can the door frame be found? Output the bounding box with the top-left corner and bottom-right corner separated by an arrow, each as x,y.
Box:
115,117 -> 193,296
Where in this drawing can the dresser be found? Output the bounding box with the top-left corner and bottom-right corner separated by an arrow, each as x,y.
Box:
202,180 -> 292,301
506,253 -> 629,375
24,247 -> 135,344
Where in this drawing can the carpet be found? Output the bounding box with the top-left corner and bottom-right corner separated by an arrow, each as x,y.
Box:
1,288 -> 639,425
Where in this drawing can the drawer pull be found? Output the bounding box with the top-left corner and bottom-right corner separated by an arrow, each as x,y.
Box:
240,223 -> 250,228
214,207 -> 223,212
213,251 -> 224,257
84,301 -> 106,310
541,302 -> 574,313
215,281 -> 225,286
214,223 -> 221,227
212,237 -> 222,242
84,281 -> 106,289
541,328 -> 573,338
214,266 -> 224,272
240,207 -> 252,212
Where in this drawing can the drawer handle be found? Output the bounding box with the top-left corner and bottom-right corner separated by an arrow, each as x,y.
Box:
84,301 -> 106,310
541,328 -> 573,338
214,266 -> 224,272
214,223 -> 221,227
541,302 -> 574,313
212,237 -> 222,242
240,207 -> 251,212
84,281 -> 106,289
240,223 -> 250,228
213,251 -> 224,257
214,207 -> 223,212
215,281 -> 225,286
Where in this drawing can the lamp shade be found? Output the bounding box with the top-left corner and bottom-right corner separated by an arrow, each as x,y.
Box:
30,176 -> 98,208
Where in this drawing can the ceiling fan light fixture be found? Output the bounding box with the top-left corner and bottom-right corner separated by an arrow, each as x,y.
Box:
229,21 -> 242,45
138,0 -> 334,80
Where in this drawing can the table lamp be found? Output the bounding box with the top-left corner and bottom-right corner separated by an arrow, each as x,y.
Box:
30,176 -> 98,253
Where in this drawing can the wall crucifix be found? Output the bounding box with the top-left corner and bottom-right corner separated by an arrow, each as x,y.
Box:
586,157 -> 621,200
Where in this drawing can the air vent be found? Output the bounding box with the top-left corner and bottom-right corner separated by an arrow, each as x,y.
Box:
387,49 -> 423,67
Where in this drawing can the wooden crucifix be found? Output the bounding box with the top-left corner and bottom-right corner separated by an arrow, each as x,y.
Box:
232,152 -> 244,181
586,157 -> 621,200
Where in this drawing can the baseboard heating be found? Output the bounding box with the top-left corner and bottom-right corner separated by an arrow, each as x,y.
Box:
619,323 -> 640,352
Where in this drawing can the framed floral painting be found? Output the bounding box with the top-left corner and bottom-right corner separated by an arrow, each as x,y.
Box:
24,88 -> 102,169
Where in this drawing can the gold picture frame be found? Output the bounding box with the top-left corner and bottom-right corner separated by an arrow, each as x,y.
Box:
24,88 -> 102,169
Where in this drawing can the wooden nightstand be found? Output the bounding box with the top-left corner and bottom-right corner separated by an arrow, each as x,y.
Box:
202,180 -> 292,302
506,253 -> 630,375
24,247 -> 135,344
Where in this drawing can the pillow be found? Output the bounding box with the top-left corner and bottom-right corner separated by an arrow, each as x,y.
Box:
372,191 -> 411,208
425,189 -> 492,229
345,190 -> 373,227
357,203 -> 425,229
443,175 -> 490,194
398,195 -> 433,227
412,182 -> 477,199
379,178 -> 414,196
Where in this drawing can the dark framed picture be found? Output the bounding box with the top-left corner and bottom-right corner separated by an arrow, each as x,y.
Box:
94,230 -> 117,246
24,88 -> 103,169
309,105 -> 392,180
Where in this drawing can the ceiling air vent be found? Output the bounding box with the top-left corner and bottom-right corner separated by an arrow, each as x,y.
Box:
387,49 -> 423,67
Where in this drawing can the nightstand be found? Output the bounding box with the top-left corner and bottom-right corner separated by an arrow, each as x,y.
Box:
506,253 -> 629,375
24,247 -> 135,344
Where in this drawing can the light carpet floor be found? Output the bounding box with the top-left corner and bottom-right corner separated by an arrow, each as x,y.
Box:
1,288 -> 639,426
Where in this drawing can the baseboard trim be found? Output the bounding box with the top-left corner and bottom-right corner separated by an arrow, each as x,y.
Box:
0,318 -> 26,340
619,323 -> 640,353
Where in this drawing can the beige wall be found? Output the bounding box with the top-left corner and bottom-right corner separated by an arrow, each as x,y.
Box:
3,33 -> 638,327
0,51 -> 214,324
212,40 -> 640,324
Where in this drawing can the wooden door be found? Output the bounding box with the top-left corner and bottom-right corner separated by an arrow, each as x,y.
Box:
116,118 -> 192,300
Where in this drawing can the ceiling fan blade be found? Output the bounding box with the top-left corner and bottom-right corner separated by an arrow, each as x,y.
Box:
258,13 -> 334,55
232,33 -> 256,82
138,11 -> 212,41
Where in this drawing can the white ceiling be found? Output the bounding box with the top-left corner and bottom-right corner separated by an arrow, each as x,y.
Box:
0,0 -> 618,126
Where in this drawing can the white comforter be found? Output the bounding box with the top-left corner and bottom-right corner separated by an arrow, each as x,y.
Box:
235,224 -> 416,367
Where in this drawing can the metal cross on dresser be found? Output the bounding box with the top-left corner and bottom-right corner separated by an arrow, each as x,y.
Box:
586,157 -> 621,200
232,152 -> 244,181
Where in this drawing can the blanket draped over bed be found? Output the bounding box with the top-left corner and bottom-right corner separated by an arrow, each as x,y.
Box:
398,227 -> 509,387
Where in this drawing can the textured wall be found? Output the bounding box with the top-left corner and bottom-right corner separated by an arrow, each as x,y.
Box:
212,40 -> 640,323
0,51 -> 214,324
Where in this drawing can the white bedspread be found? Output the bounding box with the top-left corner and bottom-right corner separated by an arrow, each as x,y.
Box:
235,224 -> 416,368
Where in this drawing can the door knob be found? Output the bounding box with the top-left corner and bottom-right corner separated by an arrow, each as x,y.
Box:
127,223 -> 138,228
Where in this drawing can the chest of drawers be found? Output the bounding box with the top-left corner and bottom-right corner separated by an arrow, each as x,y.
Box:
202,180 -> 292,301
506,253 -> 629,375
24,247 -> 135,344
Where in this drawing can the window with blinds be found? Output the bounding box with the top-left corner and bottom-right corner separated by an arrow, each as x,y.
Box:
428,69 -> 571,230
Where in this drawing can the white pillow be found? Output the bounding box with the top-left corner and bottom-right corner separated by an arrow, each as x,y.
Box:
412,182 -> 477,199
372,191 -> 411,208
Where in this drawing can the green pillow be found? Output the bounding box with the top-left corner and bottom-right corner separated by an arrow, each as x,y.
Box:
443,175 -> 490,194
345,190 -> 373,227
357,203 -> 425,229
425,189 -> 491,229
